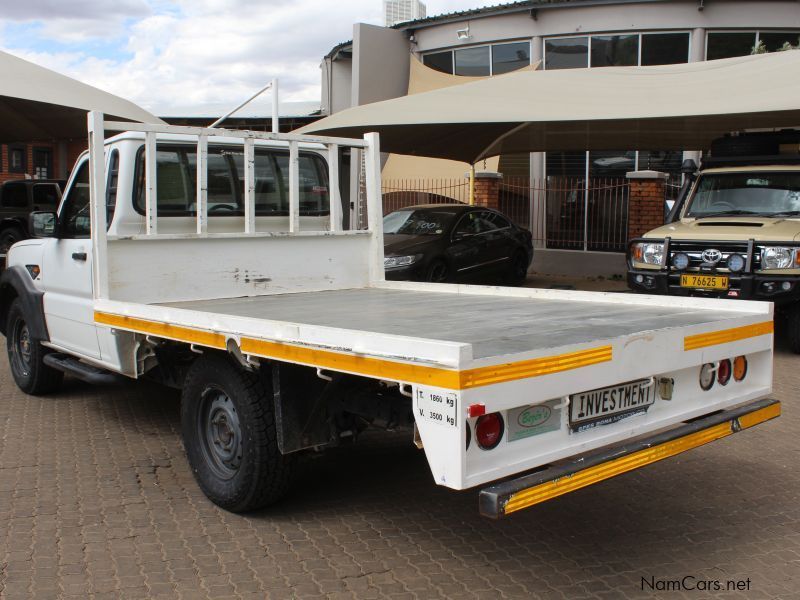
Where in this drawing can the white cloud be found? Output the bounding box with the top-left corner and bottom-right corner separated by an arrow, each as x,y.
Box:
0,0 -> 507,115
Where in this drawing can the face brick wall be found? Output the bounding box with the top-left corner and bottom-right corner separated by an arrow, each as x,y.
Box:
0,140 -> 87,184
627,173 -> 668,240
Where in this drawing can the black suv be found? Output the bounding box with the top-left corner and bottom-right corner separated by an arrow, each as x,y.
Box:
0,179 -> 64,260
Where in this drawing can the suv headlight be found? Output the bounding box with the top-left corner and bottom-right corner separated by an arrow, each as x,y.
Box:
761,246 -> 799,270
384,254 -> 422,269
631,242 -> 664,266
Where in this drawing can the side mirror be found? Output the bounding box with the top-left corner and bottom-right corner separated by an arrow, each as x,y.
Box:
681,159 -> 698,175
29,211 -> 58,238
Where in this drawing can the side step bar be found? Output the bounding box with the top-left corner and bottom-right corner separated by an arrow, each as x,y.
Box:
43,353 -> 122,385
479,398 -> 781,519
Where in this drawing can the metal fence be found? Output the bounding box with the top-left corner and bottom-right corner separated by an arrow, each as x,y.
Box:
381,176 -> 633,253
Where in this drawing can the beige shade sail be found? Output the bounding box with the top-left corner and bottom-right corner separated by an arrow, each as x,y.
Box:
0,50 -> 163,142
299,51 -> 800,163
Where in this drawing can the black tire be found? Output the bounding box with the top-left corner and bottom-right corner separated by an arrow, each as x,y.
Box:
786,307 -> 800,354
0,227 -> 24,260
181,354 -> 293,512
507,250 -> 530,286
425,259 -> 449,283
5,298 -> 63,395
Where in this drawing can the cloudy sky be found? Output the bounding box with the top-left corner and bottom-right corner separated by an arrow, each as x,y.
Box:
0,0 -> 502,116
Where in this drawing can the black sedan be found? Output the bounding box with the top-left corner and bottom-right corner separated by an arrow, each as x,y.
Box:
383,204 -> 533,285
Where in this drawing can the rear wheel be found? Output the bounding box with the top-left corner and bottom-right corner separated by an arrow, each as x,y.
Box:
181,354 -> 293,512
0,227 -> 24,263
5,298 -> 63,395
425,259 -> 449,283
507,250 -> 530,286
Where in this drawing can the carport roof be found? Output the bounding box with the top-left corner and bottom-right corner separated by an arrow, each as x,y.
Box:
298,51 -> 800,163
0,50 -> 163,142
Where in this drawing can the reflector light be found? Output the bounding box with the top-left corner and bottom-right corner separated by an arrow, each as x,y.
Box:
468,403 -> 486,418
699,363 -> 715,391
717,359 -> 731,386
476,413 -> 504,450
733,356 -> 748,381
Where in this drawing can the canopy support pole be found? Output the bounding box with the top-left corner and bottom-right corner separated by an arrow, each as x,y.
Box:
469,164 -> 475,205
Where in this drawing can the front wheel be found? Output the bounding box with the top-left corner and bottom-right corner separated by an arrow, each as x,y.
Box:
5,298 -> 63,395
181,354 -> 294,512
425,259 -> 449,283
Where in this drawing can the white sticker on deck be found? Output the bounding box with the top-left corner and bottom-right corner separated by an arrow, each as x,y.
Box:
415,388 -> 458,428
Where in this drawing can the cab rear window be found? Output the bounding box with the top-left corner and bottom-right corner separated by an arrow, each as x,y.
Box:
133,144 -> 329,216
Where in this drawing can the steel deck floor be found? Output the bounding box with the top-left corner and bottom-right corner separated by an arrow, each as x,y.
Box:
161,288 -> 742,360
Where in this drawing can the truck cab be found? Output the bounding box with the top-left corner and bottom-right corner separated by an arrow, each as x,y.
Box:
628,131 -> 800,350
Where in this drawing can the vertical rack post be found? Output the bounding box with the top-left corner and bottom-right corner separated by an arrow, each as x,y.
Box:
144,131 -> 158,235
328,144 -> 341,232
271,78 -> 280,134
196,134 -> 208,234
243,136 -> 256,234
288,141 -> 300,232
87,111 -> 109,300
363,132 -> 384,283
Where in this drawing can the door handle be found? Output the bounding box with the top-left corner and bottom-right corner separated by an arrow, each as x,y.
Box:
71,252 -> 87,261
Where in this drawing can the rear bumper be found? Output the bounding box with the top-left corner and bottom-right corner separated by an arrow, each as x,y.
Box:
478,397 -> 780,519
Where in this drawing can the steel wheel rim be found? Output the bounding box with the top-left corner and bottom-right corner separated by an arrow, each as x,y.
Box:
197,385 -> 243,480
11,318 -> 32,378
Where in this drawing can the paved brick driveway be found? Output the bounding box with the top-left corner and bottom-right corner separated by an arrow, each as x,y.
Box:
0,345 -> 798,599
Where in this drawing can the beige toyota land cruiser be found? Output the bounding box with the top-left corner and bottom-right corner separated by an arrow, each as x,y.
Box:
628,131 -> 800,351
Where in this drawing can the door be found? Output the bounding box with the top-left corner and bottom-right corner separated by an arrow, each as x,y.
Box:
41,159 -> 101,359
449,210 -> 511,281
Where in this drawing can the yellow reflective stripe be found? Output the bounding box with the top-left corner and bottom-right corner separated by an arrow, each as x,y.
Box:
503,403 -> 780,516
94,311 -> 610,390
738,402 -> 781,429
684,321 -> 773,351
94,312 -> 227,349
459,346 -> 612,389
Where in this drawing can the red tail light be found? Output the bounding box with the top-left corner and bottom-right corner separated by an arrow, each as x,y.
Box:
475,413 -> 504,450
717,359 -> 732,386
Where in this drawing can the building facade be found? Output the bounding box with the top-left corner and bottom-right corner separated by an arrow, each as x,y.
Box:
321,0 -> 800,271
0,141 -> 85,185
384,0 -> 427,27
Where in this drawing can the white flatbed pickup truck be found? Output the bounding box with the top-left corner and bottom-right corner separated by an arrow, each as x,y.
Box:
0,113 -> 780,518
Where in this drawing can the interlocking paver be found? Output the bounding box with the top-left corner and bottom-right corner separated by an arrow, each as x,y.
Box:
1,341 -> 800,599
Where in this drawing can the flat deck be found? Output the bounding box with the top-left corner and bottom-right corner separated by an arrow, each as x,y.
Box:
161,288 -> 740,360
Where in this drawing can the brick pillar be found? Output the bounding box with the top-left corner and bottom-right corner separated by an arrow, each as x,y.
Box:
626,170 -> 668,240
467,171 -> 503,208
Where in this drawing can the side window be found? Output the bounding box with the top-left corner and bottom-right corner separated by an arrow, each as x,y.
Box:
59,161 -> 91,238
106,150 -> 119,226
454,212 -> 481,236
273,154 -> 330,214
32,184 -> 61,209
1,182 -> 28,208
483,211 -> 511,230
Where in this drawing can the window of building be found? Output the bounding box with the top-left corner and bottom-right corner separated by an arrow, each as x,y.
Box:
32,147 -> 52,179
8,145 -> 26,173
423,40 -> 530,76
455,46 -> 490,76
544,37 -> 589,69
641,32 -> 690,65
591,34 -> 639,67
758,31 -> 800,52
492,41 -> 530,75
423,50 -> 453,74
706,31 -> 757,60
